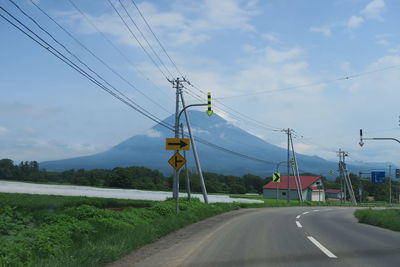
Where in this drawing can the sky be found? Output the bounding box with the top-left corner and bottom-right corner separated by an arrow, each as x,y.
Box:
0,0 -> 400,167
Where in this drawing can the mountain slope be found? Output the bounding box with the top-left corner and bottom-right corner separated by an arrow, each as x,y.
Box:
40,111 -> 377,177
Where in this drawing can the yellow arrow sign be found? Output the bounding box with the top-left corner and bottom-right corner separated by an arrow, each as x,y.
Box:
166,138 -> 190,151
272,172 -> 281,183
168,152 -> 186,171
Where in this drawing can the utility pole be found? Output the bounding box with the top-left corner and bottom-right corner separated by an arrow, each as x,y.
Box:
337,149 -> 357,205
179,89 -> 209,203
168,77 -> 184,214
181,123 -> 191,201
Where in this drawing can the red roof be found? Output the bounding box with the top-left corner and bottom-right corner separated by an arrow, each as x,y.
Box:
325,189 -> 341,194
263,176 -> 322,190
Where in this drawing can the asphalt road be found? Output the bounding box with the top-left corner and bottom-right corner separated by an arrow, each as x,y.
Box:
111,207 -> 400,267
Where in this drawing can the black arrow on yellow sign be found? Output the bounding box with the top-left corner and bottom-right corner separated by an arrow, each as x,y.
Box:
273,172 -> 281,183
166,138 -> 190,151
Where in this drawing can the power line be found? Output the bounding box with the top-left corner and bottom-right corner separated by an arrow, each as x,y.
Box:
216,64 -> 400,100
117,0 -> 175,78
28,0 -> 172,114
105,0 -> 169,79
0,5 -> 173,130
64,0 -> 175,105
129,0 -> 184,78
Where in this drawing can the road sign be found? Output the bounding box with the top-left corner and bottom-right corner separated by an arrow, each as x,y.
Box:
396,169 -> 400,178
166,138 -> 190,151
168,152 -> 186,171
272,172 -> 281,183
371,170 -> 385,183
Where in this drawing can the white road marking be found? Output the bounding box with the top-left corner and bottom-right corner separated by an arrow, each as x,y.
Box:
302,211 -> 309,215
296,221 -> 302,228
313,209 -> 320,212
296,215 -> 301,219
307,236 -> 337,258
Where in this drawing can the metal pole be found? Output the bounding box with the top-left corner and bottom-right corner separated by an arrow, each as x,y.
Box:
287,128 -> 290,202
289,132 -> 303,202
180,91 -> 209,203
389,165 -> 392,205
276,161 -> 285,202
181,123 -> 191,201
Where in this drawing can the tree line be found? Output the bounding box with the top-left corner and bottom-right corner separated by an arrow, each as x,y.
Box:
1,158 -> 398,200
0,159 -> 268,194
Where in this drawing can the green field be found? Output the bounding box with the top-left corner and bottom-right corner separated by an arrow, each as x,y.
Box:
354,208 -> 400,232
0,193 -> 240,266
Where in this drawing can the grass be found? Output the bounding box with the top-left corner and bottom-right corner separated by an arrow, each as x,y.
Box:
2,192 -> 398,266
0,193 -> 240,266
354,209 -> 400,231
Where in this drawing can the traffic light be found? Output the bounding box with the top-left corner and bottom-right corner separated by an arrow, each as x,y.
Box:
207,92 -> 213,116
396,169 -> 400,178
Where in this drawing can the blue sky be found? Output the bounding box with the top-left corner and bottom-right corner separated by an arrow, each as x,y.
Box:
0,0 -> 400,167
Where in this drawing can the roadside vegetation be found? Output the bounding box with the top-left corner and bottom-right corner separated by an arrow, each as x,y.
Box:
0,193 -> 240,266
354,209 -> 400,232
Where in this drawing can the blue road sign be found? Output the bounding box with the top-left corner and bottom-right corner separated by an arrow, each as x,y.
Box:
371,170 -> 385,183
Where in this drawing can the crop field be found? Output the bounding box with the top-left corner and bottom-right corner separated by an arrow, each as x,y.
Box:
0,193 -> 240,266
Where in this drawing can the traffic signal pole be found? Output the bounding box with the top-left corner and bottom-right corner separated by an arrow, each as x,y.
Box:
180,91 -> 209,203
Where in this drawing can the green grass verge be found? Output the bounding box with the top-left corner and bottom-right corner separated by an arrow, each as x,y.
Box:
354,209 -> 400,231
0,193 -> 240,266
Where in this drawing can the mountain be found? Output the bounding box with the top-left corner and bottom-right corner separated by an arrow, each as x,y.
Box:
40,111 -> 382,178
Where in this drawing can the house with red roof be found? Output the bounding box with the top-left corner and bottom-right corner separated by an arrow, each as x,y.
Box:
263,175 -> 325,201
325,189 -> 343,201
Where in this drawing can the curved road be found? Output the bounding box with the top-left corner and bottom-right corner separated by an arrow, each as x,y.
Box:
111,207 -> 400,267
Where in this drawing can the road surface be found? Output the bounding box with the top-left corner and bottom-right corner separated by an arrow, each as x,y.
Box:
111,206 -> 400,267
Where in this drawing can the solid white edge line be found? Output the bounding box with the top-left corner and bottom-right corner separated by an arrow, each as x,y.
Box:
296,221 -> 302,228
296,215 -> 301,219
307,236 -> 337,258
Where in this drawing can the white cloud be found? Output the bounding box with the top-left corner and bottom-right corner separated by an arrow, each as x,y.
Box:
361,0 -> 385,19
262,33 -> 279,42
144,129 -> 162,138
347,15 -> 364,29
310,26 -> 332,37
0,102 -> 59,117
0,127 -> 9,136
60,0 -> 258,47
265,47 -> 303,63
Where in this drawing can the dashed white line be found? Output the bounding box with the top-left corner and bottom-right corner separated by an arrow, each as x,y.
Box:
302,211 -> 309,215
296,215 -> 301,219
307,236 -> 337,258
313,209 -> 320,212
296,221 -> 302,228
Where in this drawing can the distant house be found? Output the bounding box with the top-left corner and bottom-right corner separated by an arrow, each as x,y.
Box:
325,189 -> 342,201
263,176 -> 325,201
